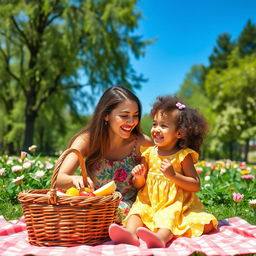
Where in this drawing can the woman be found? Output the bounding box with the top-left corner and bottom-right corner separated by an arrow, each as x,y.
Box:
56,86 -> 152,220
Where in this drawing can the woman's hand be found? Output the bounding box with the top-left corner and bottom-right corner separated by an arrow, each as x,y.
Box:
71,175 -> 95,190
87,176 -> 95,191
71,176 -> 85,189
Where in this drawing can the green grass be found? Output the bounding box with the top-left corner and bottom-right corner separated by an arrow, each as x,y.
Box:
0,202 -> 23,220
1,202 -> 255,225
206,204 -> 256,225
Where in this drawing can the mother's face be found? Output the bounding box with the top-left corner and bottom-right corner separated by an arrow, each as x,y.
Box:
105,100 -> 139,139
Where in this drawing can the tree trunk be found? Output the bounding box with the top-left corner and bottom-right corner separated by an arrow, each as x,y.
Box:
229,141 -> 233,160
244,139 -> 250,163
23,111 -> 37,151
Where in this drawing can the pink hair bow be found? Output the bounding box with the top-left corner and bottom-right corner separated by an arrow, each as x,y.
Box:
176,102 -> 186,110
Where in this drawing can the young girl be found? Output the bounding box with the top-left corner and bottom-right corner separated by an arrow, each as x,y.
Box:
109,95 -> 218,247
56,86 -> 152,221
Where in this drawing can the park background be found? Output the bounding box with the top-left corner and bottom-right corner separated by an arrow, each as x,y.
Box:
0,0 -> 256,227
1,0 -> 256,163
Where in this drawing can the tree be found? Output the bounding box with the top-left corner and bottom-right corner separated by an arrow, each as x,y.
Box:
208,33 -> 235,70
0,0 -> 151,151
238,19 -> 256,56
205,51 -> 256,161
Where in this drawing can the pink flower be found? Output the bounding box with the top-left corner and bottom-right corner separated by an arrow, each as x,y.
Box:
210,165 -> 217,170
114,168 -> 128,182
233,193 -> 244,203
239,162 -> 247,169
196,167 -> 203,174
45,161 -> 54,169
20,151 -> 27,161
241,175 -> 254,179
0,168 -> 6,176
12,165 -> 23,172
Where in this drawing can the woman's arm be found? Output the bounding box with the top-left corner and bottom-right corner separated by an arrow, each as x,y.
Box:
56,133 -> 91,189
160,154 -> 200,192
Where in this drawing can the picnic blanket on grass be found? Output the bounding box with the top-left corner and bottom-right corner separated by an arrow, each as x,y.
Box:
0,215 -> 256,256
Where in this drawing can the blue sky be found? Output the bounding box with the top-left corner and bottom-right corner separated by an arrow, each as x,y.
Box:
133,0 -> 256,114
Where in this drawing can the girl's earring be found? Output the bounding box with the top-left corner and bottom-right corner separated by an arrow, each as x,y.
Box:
104,120 -> 108,126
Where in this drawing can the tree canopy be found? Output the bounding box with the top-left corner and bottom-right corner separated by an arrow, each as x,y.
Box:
0,0 -> 152,152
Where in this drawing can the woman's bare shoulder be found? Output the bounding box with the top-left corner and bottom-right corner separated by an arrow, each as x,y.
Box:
70,132 -> 90,156
137,133 -> 153,147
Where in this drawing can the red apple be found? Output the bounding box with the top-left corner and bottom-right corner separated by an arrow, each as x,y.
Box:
79,191 -> 96,197
56,188 -> 65,193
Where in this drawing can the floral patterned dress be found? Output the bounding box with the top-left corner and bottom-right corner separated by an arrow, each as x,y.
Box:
92,140 -> 141,221
123,146 -> 218,237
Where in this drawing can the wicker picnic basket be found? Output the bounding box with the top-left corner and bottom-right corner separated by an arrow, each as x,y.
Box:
18,148 -> 122,246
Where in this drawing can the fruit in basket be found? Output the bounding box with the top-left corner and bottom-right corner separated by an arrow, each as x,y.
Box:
93,181 -> 116,196
56,188 -> 66,196
56,188 -> 65,193
79,191 -> 96,196
83,187 -> 92,193
65,187 -> 79,196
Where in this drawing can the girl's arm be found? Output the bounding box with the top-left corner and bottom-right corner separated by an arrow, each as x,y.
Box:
160,154 -> 200,192
56,133 -> 93,190
132,157 -> 148,189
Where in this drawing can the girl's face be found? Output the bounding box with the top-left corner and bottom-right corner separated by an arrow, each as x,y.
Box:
151,110 -> 181,153
105,100 -> 139,139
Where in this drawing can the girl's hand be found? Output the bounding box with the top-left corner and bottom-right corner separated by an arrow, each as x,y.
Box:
132,164 -> 146,178
160,159 -> 175,179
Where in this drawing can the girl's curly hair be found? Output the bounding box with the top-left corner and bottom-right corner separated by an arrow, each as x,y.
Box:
150,96 -> 208,153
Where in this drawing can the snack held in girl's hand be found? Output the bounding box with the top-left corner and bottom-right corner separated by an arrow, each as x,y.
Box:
94,181 -> 117,196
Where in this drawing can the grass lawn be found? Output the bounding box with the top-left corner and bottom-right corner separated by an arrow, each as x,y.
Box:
1,201 -> 255,224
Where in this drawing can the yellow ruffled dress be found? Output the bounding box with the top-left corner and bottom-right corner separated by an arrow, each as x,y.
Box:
123,146 -> 218,238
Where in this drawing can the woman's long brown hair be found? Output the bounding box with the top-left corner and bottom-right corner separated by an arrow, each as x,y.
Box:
69,86 -> 142,179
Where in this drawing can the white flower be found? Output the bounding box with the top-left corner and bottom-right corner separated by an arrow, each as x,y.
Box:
7,160 -> 13,166
45,161 -> 54,169
12,165 -> 23,172
23,162 -> 32,170
35,170 -> 45,179
0,168 -> 6,176
204,183 -> 210,188
249,199 -> 256,208
204,176 -> 211,181
205,163 -> 212,167
220,168 -> 226,175
28,145 -> 37,153
12,175 -> 25,184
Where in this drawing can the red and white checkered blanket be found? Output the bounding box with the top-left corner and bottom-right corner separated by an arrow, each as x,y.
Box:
0,216 -> 256,256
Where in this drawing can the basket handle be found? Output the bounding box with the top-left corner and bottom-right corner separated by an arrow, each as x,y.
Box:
51,148 -> 89,189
